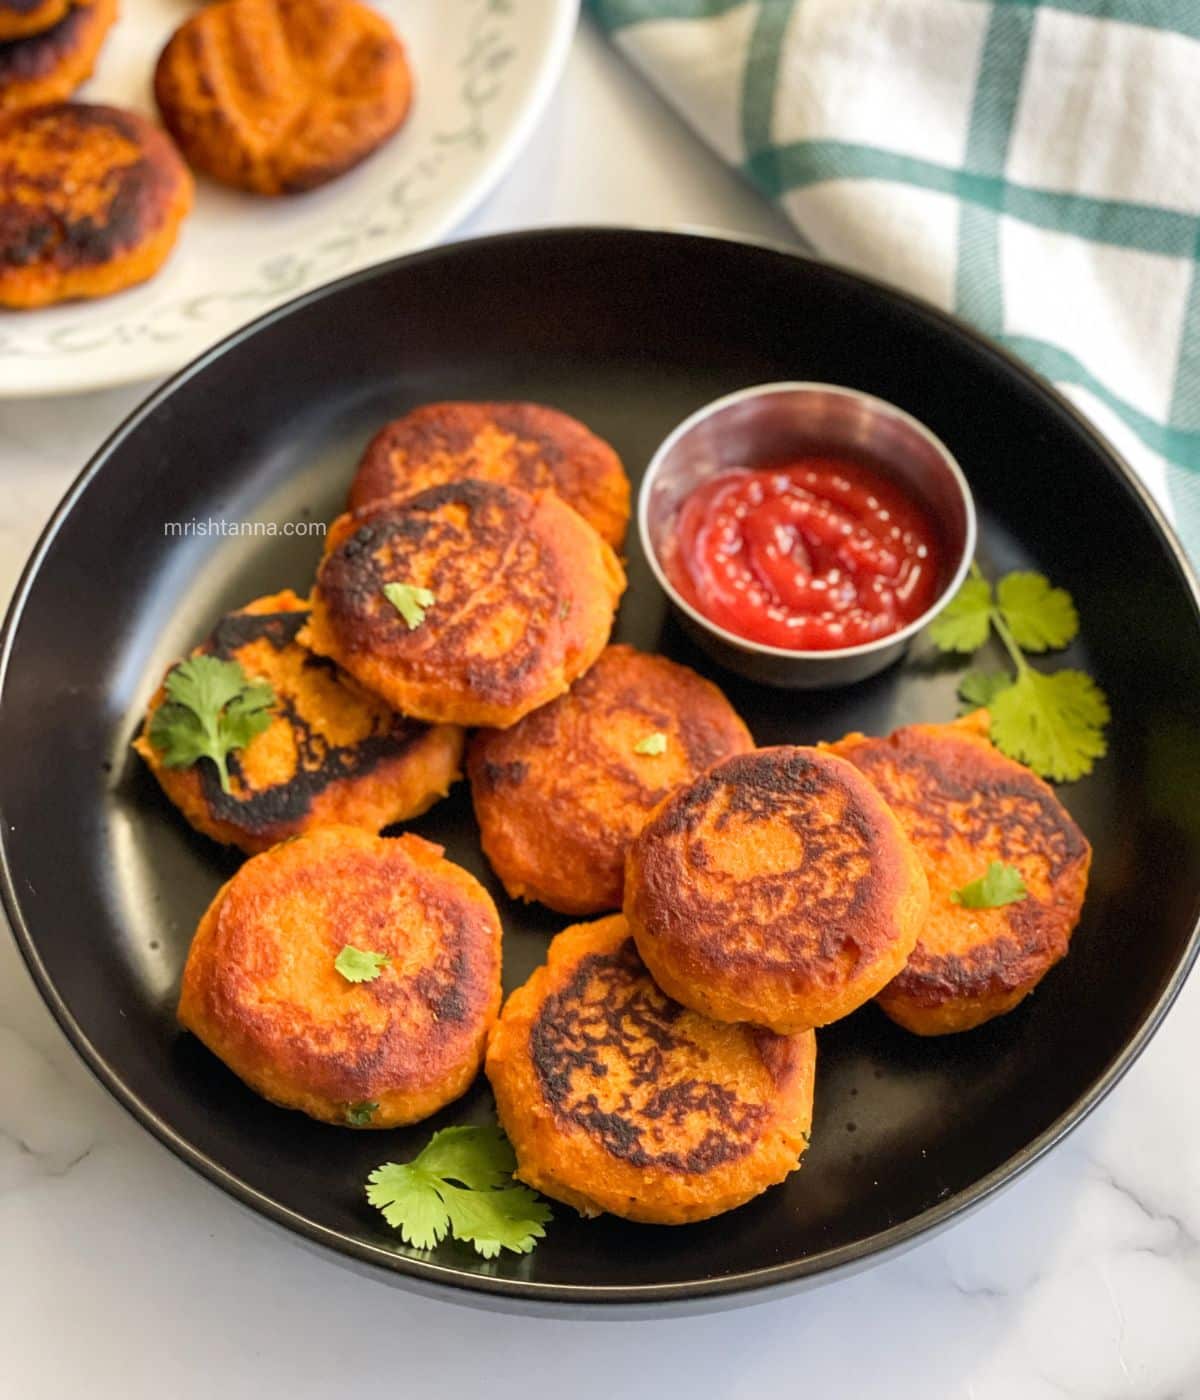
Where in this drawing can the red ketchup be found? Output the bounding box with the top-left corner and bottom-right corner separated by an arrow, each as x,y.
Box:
663,457 -> 942,651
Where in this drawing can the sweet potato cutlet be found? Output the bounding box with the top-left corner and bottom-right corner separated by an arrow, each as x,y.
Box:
135,591 -> 462,853
179,826 -> 503,1127
154,0 -> 412,195
350,402 -> 631,550
0,0 -> 116,110
0,101 -> 192,307
486,915 -> 816,1224
301,479 -> 626,728
625,745 -> 929,1034
468,645 -> 754,915
829,711 -> 1091,1034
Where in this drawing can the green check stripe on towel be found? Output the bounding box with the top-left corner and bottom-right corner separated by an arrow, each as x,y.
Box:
589,0 -> 1200,562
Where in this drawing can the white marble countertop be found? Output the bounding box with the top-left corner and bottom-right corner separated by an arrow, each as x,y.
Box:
3,18 -> 1199,1399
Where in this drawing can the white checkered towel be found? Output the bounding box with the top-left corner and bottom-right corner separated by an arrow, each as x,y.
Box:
590,0 -> 1200,562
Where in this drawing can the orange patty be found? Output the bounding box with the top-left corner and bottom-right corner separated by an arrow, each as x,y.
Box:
0,0 -> 70,43
0,102 -> 192,307
625,745 -> 929,1034
134,590 -> 463,854
828,711 -> 1092,1034
154,0 -> 412,195
468,645 -> 753,915
486,915 -> 816,1225
350,402 -> 631,551
301,480 -> 626,728
0,0 -> 116,110
179,826 -> 503,1128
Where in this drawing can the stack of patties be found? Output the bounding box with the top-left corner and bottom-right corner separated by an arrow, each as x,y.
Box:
485,716 -> 1089,1227
0,1 -> 195,308
485,745 -> 914,1224
136,401 -> 632,1131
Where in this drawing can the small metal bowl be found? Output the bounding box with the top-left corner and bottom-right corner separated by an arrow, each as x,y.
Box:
639,382 -> 977,688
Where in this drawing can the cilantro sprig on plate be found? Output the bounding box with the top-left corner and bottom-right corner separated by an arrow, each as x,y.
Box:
148,655 -> 275,794
367,1125 -> 552,1259
929,564 -> 1109,782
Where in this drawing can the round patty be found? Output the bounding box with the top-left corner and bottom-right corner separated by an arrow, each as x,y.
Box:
0,102 -> 192,307
0,0 -> 117,110
301,480 -> 626,728
0,0 -> 71,43
828,710 -> 1092,1034
468,645 -> 753,914
350,402 -> 631,550
486,914 -> 816,1225
179,826 -> 503,1128
154,0 -> 412,195
625,745 -> 929,1034
134,590 -> 464,854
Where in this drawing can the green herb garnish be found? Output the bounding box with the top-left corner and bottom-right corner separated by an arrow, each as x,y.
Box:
383,582 -> 435,629
345,1101 -> 379,1127
633,731 -> 668,756
148,655 -> 275,794
929,565 -> 1109,782
367,1125 -> 552,1258
335,945 -> 390,983
950,861 -> 1029,909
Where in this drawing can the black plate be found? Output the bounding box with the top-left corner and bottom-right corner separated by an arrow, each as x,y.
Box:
4,229 -> 1200,1310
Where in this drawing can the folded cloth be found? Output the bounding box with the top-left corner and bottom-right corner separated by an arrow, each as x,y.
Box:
589,0 -> 1200,560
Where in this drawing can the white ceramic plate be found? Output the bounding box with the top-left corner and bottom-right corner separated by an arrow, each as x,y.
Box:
0,0 -> 577,397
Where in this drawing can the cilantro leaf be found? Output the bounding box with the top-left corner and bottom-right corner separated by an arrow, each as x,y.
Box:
383,582 -> 435,629
950,861 -> 1028,908
633,731 -> 668,756
989,667 -> 1110,782
367,1163 -> 451,1249
996,572 -> 1079,653
412,1124 -> 515,1190
334,945 -> 390,983
345,1101 -> 379,1127
148,655 -> 275,794
366,1125 -> 552,1258
928,574 -> 993,653
957,668 -> 1013,713
440,1182 -> 552,1259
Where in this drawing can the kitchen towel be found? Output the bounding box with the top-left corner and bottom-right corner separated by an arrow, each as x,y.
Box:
589,0 -> 1200,562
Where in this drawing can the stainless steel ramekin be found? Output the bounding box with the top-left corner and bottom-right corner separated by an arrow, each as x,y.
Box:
639,382 -> 977,688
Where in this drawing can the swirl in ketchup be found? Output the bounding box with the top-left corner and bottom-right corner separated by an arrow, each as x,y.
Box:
662,456 -> 942,651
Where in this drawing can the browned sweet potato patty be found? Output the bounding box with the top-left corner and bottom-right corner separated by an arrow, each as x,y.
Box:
301,480 -> 626,728
154,0 -> 412,195
179,826 -> 503,1128
0,101 -> 192,307
625,745 -> 929,1034
828,711 -> 1091,1034
134,590 -> 463,854
350,402 -> 631,550
0,0 -> 117,110
468,645 -> 753,914
486,914 -> 816,1224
